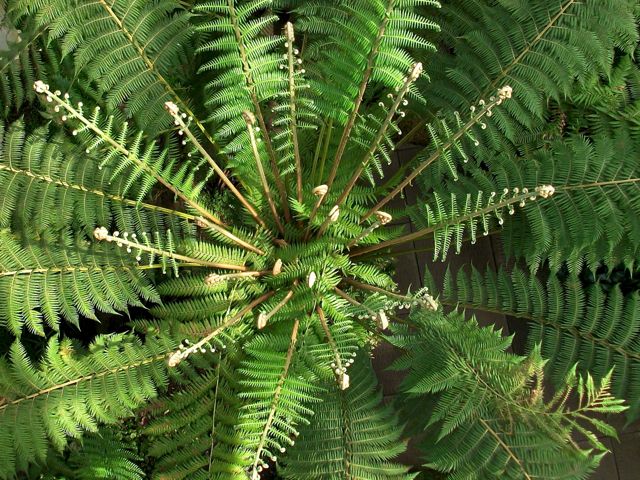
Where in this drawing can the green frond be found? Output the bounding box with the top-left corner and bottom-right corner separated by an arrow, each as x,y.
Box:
437,264 -> 640,421
0,230 -> 158,336
391,308 -> 626,480
14,0 -> 194,131
410,187 -> 536,261
0,21 -> 49,118
421,0 -> 639,147
144,351 -> 249,480
0,118 -> 193,240
423,131 -> 640,272
237,320 -> 323,477
288,0 -> 437,123
195,0 -> 286,187
0,333 -> 174,479
280,357 -> 415,480
46,100 -> 202,203
35,426 -> 145,480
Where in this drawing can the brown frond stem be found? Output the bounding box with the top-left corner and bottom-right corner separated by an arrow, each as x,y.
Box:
244,111 -> 286,236
316,119 -> 334,185
285,22 -> 304,204
165,102 -> 267,230
335,63 -> 423,208
310,121 -> 327,183
257,289 -> 295,329
304,184 -> 328,240
227,0 -> 291,221
315,205 -> 340,239
93,227 -> 248,271
316,306 -> 348,389
341,277 -> 411,303
168,290 -> 276,367
346,211 -> 392,249
479,418 -> 533,480
323,0 -> 397,195
194,217 -> 265,255
34,84 -> 224,229
361,87 -> 511,222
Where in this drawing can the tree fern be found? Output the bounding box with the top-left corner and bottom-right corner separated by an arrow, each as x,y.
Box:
0,1 -> 635,478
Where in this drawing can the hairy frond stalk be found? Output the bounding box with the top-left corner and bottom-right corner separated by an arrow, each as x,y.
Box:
167,290 -> 275,367
362,85 -> 513,221
353,180 -> 543,257
93,227 -> 247,271
243,110 -> 285,235
164,101 -> 267,233
33,82 -> 224,228
337,62 -> 423,207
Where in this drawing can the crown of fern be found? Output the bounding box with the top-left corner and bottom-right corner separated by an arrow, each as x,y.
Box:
1,0 -> 638,479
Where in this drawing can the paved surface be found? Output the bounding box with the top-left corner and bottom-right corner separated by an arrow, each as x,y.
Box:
373,147 -> 640,478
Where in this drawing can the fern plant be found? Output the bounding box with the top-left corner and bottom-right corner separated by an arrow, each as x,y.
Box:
0,0 -> 639,479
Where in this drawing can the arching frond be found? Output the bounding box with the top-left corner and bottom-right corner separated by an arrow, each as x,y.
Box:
391,309 -> 626,480
280,358 -> 414,480
12,0 -> 194,131
438,264 -> 640,421
0,334 -> 174,479
421,0 -> 639,148
0,231 -> 158,336
0,119 -> 193,240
